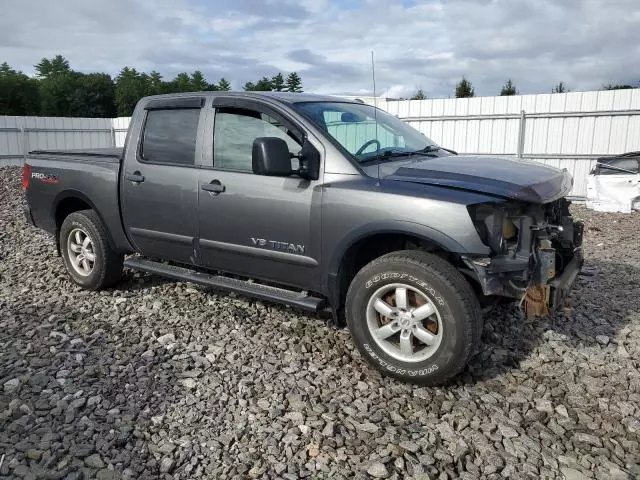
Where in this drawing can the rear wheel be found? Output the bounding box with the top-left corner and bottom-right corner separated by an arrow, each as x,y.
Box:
59,210 -> 123,290
345,250 -> 482,384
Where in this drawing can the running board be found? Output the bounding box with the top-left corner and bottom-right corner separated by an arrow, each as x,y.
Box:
123,257 -> 325,312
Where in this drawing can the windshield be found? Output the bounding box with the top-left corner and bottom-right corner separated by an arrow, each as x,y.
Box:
294,102 -> 438,162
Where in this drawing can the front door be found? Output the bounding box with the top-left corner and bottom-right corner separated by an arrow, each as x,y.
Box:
121,98 -> 205,264
197,99 -> 323,290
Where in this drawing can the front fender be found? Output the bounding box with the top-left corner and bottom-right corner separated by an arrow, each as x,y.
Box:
323,219 -> 490,307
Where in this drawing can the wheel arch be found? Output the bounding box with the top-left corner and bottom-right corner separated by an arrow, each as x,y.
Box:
52,190 -> 116,255
325,221 -> 468,320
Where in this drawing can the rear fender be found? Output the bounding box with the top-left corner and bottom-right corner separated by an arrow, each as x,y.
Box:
52,190 -> 124,254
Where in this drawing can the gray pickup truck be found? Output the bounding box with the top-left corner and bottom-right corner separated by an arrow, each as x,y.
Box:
23,92 -> 583,384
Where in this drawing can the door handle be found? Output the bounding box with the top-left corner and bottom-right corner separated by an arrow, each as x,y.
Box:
202,180 -> 225,194
125,171 -> 145,183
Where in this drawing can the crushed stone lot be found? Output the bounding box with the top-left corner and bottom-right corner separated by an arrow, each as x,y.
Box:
1,165 -> 639,480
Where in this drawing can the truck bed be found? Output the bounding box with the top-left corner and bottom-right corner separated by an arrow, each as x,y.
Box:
24,146 -> 131,252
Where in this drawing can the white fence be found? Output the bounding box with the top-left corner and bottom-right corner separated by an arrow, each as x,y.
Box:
0,116 -> 118,166
1,89 -> 640,198
379,89 -> 640,198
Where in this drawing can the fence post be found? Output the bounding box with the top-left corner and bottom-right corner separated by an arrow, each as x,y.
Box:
517,110 -> 526,158
110,126 -> 116,147
21,124 -> 27,163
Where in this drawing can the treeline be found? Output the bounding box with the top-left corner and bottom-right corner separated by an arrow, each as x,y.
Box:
410,77 -> 639,100
0,55 -> 304,117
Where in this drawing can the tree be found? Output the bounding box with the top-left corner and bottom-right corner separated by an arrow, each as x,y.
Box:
455,76 -> 474,98
38,71 -> 82,116
243,81 -> 256,91
34,55 -> 71,78
114,67 -> 152,116
169,72 -> 192,93
34,55 -> 79,116
217,78 -> 231,91
285,72 -> 303,93
500,79 -> 517,96
0,62 -> 40,115
68,73 -> 116,117
552,82 -> 568,93
190,71 -> 208,91
602,83 -> 634,90
271,73 -> 285,92
148,70 -> 164,95
254,77 -> 273,91
410,89 -> 426,100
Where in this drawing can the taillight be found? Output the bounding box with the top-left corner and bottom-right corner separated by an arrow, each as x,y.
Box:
22,164 -> 31,189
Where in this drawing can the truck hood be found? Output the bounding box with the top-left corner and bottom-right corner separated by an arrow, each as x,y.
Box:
384,154 -> 573,203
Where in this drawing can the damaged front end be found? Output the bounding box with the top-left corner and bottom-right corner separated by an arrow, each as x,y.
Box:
462,199 -> 584,317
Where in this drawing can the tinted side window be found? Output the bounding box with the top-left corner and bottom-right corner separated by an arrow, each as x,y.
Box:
213,107 -> 301,171
141,109 -> 200,165
598,158 -> 639,175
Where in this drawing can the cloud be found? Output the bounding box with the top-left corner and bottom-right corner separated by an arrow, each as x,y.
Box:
0,0 -> 638,96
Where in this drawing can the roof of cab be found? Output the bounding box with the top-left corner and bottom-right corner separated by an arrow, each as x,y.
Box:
140,91 -> 356,106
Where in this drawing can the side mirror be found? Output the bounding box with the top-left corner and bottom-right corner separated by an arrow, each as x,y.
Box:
252,137 -> 292,176
297,138 -> 320,180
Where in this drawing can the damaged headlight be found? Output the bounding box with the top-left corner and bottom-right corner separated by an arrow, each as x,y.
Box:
467,202 -> 523,255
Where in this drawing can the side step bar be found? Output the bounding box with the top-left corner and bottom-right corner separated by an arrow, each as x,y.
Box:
123,257 -> 326,312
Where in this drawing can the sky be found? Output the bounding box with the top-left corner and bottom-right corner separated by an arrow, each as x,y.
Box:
1,0 -> 639,98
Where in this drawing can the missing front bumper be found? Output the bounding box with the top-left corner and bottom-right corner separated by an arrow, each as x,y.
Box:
523,249 -> 583,317
462,221 -> 584,317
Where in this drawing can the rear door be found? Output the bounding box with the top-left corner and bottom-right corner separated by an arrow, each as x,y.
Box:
197,97 -> 323,290
121,96 -> 206,263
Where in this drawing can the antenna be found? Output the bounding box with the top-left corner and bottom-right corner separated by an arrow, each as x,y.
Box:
371,50 -> 380,184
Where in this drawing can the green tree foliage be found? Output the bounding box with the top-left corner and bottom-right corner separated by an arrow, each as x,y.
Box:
35,55 -> 71,78
243,77 -> 273,91
255,77 -> 274,91
148,71 -> 164,95
35,55 -> 77,116
0,56 -> 308,116
0,63 -> 40,115
500,79 -> 517,96
602,83 -> 635,90
190,71 -> 209,91
169,72 -> 192,93
68,73 -> 116,117
271,73 -> 285,92
285,72 -> 303,93
552,82 -> 568,93
411,89 -> 426,100
39,72 -> 82,117
115,67 -> 153,117
217,78 -> 231,91
455,76 -> 475,98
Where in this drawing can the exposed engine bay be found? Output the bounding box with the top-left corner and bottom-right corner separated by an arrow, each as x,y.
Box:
462,198 -> 584,317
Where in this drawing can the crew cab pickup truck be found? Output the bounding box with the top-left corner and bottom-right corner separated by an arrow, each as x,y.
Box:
23,92 -> 583,384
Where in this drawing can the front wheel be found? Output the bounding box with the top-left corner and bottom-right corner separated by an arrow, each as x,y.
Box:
345,250 -> 482,384
59,210 -> 123,290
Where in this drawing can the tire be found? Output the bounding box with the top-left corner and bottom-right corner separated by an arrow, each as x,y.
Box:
345,250 -> 482,385
59,210 -> 123,290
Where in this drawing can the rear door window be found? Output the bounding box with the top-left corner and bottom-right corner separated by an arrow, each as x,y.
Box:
141,109 -> 200,165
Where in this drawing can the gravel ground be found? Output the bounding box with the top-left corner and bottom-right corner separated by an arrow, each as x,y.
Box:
1,165 -> 639,480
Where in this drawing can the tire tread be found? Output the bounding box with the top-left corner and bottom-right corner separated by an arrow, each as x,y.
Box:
60,210 -> 123,290
345,250 -> 482,385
